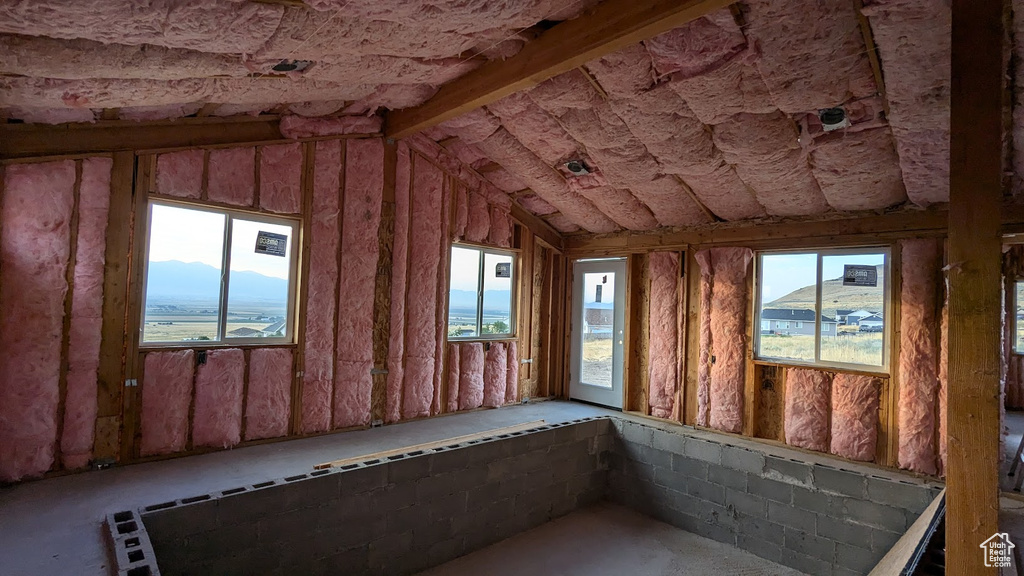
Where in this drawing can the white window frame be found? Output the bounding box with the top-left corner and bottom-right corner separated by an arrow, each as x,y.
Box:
447,244 -> 517,341
754,246 -> 891,372
140,199 -> 301,348
1015,279 -> 1024,355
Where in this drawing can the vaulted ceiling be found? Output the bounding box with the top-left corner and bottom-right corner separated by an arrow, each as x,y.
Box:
0,0 -> 984,235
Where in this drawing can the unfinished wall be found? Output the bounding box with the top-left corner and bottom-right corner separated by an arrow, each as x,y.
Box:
647,252 -> 681,419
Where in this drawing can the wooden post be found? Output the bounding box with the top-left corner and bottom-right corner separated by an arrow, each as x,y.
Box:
370,140 -> 397,423
946,0 -> 1003,570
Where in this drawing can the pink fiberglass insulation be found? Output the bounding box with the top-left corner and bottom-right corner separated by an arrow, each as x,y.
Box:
447,344 -> 461,413
259,143 -> 302,214
0,160 -> 75,481
830,374 -> 880,462
431,174 -> 453,416
695,250 -> 714,427
334,139 -> 384,428
301,140 -> 343,433
118,103 -> 204,122
465,192 -> 491,243
585,44 -> 655,99
453,185 -> 469,241
506,342 -> 519,405
568,182 -> 659,231
482,168 -> 526,194
681,166 -> 765,223
547,214 -> 581,233
707,248 -> 753,433
862,0 -> 950,206
0,0 -> 284,54
2,106 -> 95,125
246,348 -> 292,440
486,92 -> 582,165
386,143 -> 412,423
712,112 -> 830,216
61,157 -> 112,470
439,108 -> 501,144
404,133 -> 512,210
938,291 -> 948,476
140,350 -> 194,457
743,0 -> 876,114
483,342 -> 508,408
191,349 -> 244,449
279,115 -> 383,139
667,51 -> 776,125
288,100 -> 347,117
156,150 -> 203,199
630,177 -> 712,228
459,343 -> 485,410
897,238 -> 941,474
402,156 -> 444,419
472,128 -> 617,234
783,369 -> 831,453
518,194 -> 558,216
648,252 -> 679,419
207,147 -> 255,207
809,128 -> 907,211
489,205 -> 512,248
644,11 -> 747,79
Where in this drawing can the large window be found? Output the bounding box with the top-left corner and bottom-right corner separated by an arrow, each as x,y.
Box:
448,245 -> 515,339
1015,280 -> 1024,354
755,248 -> 889,370
141,201 -> 299,345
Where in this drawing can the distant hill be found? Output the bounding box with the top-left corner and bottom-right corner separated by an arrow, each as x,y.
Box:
146,260 -> 288,302
767,264 -> 884,317
449,289 -> 512,312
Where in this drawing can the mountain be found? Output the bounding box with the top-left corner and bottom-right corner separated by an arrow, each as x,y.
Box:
767,264 -> 885,316
145,260 -> 288,302
449,289 -> 512,312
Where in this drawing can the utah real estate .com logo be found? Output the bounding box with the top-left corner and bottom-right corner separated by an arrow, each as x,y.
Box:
981,533 -> 1015,568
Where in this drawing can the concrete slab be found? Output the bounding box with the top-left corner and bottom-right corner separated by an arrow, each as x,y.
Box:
418,502 -> 808,576
0,400 -> 611,576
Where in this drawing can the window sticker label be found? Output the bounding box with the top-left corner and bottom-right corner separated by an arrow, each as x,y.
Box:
255,231 -> 288,257
495,262 -> 511,278
842,264 -> 877,287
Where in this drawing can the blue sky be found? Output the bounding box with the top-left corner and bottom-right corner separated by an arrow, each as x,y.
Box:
760,252 -> 885,303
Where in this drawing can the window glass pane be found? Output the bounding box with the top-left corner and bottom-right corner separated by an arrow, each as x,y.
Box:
581,271 -> 615,388
1015,281 -> 1024,353
481,252 -> 513,335
819,253 -> 885,366
142,204 -> 225,342
448,247 -> 481,338
757,253 -> 817,362
225,218 -> 293,339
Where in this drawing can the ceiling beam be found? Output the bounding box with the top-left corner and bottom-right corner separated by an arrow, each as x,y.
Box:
385,0 -> 735,139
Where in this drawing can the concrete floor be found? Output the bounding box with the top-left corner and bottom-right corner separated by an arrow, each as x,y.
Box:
419,502 -> 807,576
0,400 -> 612,576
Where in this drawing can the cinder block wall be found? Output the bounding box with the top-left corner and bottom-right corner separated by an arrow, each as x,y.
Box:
605,419 -> 942,576
142,418 -> 611,576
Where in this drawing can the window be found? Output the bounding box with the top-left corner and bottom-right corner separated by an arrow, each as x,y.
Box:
1015,280 -> 1024,353
755,248 -> 889,370
448,245 -> 515,339
141,201 -> 299,345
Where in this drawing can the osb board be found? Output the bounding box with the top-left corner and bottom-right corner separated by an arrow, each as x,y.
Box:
626,253 -> 650,413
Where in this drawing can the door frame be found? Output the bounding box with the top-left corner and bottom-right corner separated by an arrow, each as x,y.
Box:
569,258 -> 627,409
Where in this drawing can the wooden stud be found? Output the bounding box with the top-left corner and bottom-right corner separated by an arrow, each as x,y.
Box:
676,249 -> 689,423
200,150 -> 210,202
385,0 -> 733,138
371,140 -> 398,422
624,253 -> 650,413
293,141 -> 317,435
852,0 -> 889,116
510,202 -> 564,252
743,261 -> 757,437
433,172 -> 453,414
100,108 -> 120,121
53,161 -> 83,470
684,250 -> 702,426
253,147 -> 262,209
518,230 -> 536,399
946,0 -> 1003,567
672,175 -> 721,223
878,241 -> 902,467
240,349 -> 251,441
531,244 -> 549,398
329,141 -> 347,429
578,66 -> 610,101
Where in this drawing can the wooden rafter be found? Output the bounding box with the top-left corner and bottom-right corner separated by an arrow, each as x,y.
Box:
385,0 -> 735,138
852,0 -> 890,116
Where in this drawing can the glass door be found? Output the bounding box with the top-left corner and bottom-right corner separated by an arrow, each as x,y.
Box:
569,259 -> 626,408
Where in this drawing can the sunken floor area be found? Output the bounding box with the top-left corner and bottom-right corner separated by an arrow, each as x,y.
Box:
1,401 -> 941,576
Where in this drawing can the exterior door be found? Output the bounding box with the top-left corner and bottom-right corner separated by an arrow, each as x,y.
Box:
569,258 -> 626,409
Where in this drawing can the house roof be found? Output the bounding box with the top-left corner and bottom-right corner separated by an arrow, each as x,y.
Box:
262,320 -> 286,334
761,308 -> 836,323
228,327 -> 262,337
0,0 -> 965,234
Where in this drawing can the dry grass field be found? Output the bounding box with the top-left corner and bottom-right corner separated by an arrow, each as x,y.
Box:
758,332 -> 884,366
581,336 -> 613,387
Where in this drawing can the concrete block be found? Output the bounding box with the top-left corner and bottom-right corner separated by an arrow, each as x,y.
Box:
843,499 -> 908,531
865,477 -> 935,514
737,534 -> 783,564
816,515 -> 872,550
764,456 -> 812,485
683,438 -> 722,464
693,519 -> 736,546
430,448 -> 473,475
374,481 -> 418,511
811,465 -> 867,498
620,422 -> 654,447
707,463 -> 747,491
654,466 -> 689,492
641,445 -> 673,469
181,524 -> 258,560
721,445 -> 766,475
792,486 -> 844,517
782,550 -> 832,576
671,454 -> 709,479
768,501 -> 816,531
217,488 -> 292,527
423,535 -> 466,569
339,464 -> 388,495
837,542 -> 881,573
367,530 -> 413,572
871,528 -> 902,553
695,501 -> 737,529
687,477 -> 726,505
256,507 -> 316,544
315,546 -> 370,576
784,527 -> 835,561
651,428 -> 686,454
143,502 -> 218,542
429,492 -> 469,520
413,518 -> 453,548
388,455 -> 432,484
725,489 -> 766,518
734,514 -> 784,545
747,474 -> 794,504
